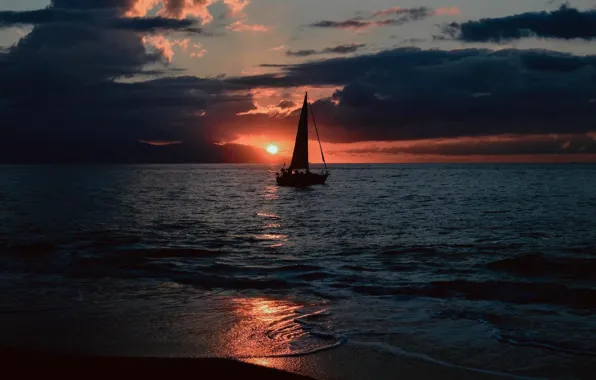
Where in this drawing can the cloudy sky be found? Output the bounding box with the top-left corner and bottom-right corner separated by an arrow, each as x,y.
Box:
1,0 -> 596,163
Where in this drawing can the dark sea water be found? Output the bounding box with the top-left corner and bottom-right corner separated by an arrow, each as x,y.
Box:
1,164 -> 595,379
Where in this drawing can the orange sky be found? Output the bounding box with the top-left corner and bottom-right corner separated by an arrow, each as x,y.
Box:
229,133 -> 596,164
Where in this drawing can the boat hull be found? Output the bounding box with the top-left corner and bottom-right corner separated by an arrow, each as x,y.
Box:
276,172 -> 329,187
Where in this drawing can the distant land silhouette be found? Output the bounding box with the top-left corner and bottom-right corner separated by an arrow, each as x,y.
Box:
0,140 -> 270,164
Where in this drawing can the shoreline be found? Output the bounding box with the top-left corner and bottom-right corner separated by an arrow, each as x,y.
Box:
0,344 -> 513,380
0,346 -> 314,380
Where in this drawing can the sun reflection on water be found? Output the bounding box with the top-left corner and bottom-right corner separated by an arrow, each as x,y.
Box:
217,296 -> 339,362
252,233 -> 288,241
256,207 -> 285,246
222,297 -> 304,358
257,212 -> 280,219
263,185 -> 279,201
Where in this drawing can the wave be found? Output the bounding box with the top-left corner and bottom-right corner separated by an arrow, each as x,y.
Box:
487,254 -> 596,280
382,246 -> 439,255
428,280 -> 596,309
352,280 -> 596,309
435,308 -> 596,357
289,271 -> 333,281
72,231 -> 142,248
84,248 -> 223,263
342,265 -> 379,272
139,248 -> 225,259
67,256 -> 297,292
275,264 -> 323,272
350,340 -> 543,380
165,274 -> 293,290
2,241 -> 57,257
567,247 -> 596,255
519,232 -> 550,239
494,329 -> 596,357
234,308 -> 346,359
378,243 -> 528,259
232,337 -> 345,359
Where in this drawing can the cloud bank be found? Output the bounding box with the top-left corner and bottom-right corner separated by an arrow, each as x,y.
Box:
286,43 -> 365,57
444,5 -> 596,42
0,8 -> 202,33
311,6 -> 458,30
227,47 -> 596,148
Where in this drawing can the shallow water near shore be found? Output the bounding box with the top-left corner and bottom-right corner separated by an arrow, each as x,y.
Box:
1,164 -> 595,379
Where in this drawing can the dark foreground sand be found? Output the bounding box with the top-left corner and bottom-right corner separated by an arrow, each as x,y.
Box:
1,345 -> 518,380
0,347 -> 313,380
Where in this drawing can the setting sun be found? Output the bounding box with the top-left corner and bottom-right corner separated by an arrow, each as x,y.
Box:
266,144 -> 279,155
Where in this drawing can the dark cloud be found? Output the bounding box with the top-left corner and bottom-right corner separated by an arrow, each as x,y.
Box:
4,23 -> 162,80
343,134 -> 596,156
116,17 -> 202,33
310,7 -> 434,30
372,7 -> 433,20
310,19 -> 370,29
234,47 -> 596,144
444,5 -> 596,42
286,43 -> 365,57
286,49 -> 318,57
0,0 -> 266,163
0,57 -> 262,163
323,43 -> 366,54
51,0 -> 137,11
0,7 -> 202,33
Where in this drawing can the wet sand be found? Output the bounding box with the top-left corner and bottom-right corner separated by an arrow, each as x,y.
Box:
0,346 -> 314,380
2,344 -> 521,380
239,344 -> 514,380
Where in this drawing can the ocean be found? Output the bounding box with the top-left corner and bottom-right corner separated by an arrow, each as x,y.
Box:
1,164 -> 595,379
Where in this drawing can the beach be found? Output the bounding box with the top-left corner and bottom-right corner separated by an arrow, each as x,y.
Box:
1,274 -> 593,380
2,344 -> 521,380
0,347 -> 313,379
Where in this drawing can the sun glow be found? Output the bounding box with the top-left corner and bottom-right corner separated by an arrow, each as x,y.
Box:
266,144 -> 279,155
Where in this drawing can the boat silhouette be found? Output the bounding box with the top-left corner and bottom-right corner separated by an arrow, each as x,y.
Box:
276,92 -> 329,187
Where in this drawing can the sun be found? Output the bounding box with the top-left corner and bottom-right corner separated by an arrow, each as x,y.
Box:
266,144 -> 279,155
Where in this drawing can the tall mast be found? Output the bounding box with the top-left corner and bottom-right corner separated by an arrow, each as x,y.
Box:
308,94 -> 328,172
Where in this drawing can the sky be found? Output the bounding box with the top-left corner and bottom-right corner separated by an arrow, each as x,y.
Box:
1,0 -> 596,163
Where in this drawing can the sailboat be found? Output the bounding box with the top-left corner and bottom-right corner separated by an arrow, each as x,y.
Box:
276,92 -> 329,187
